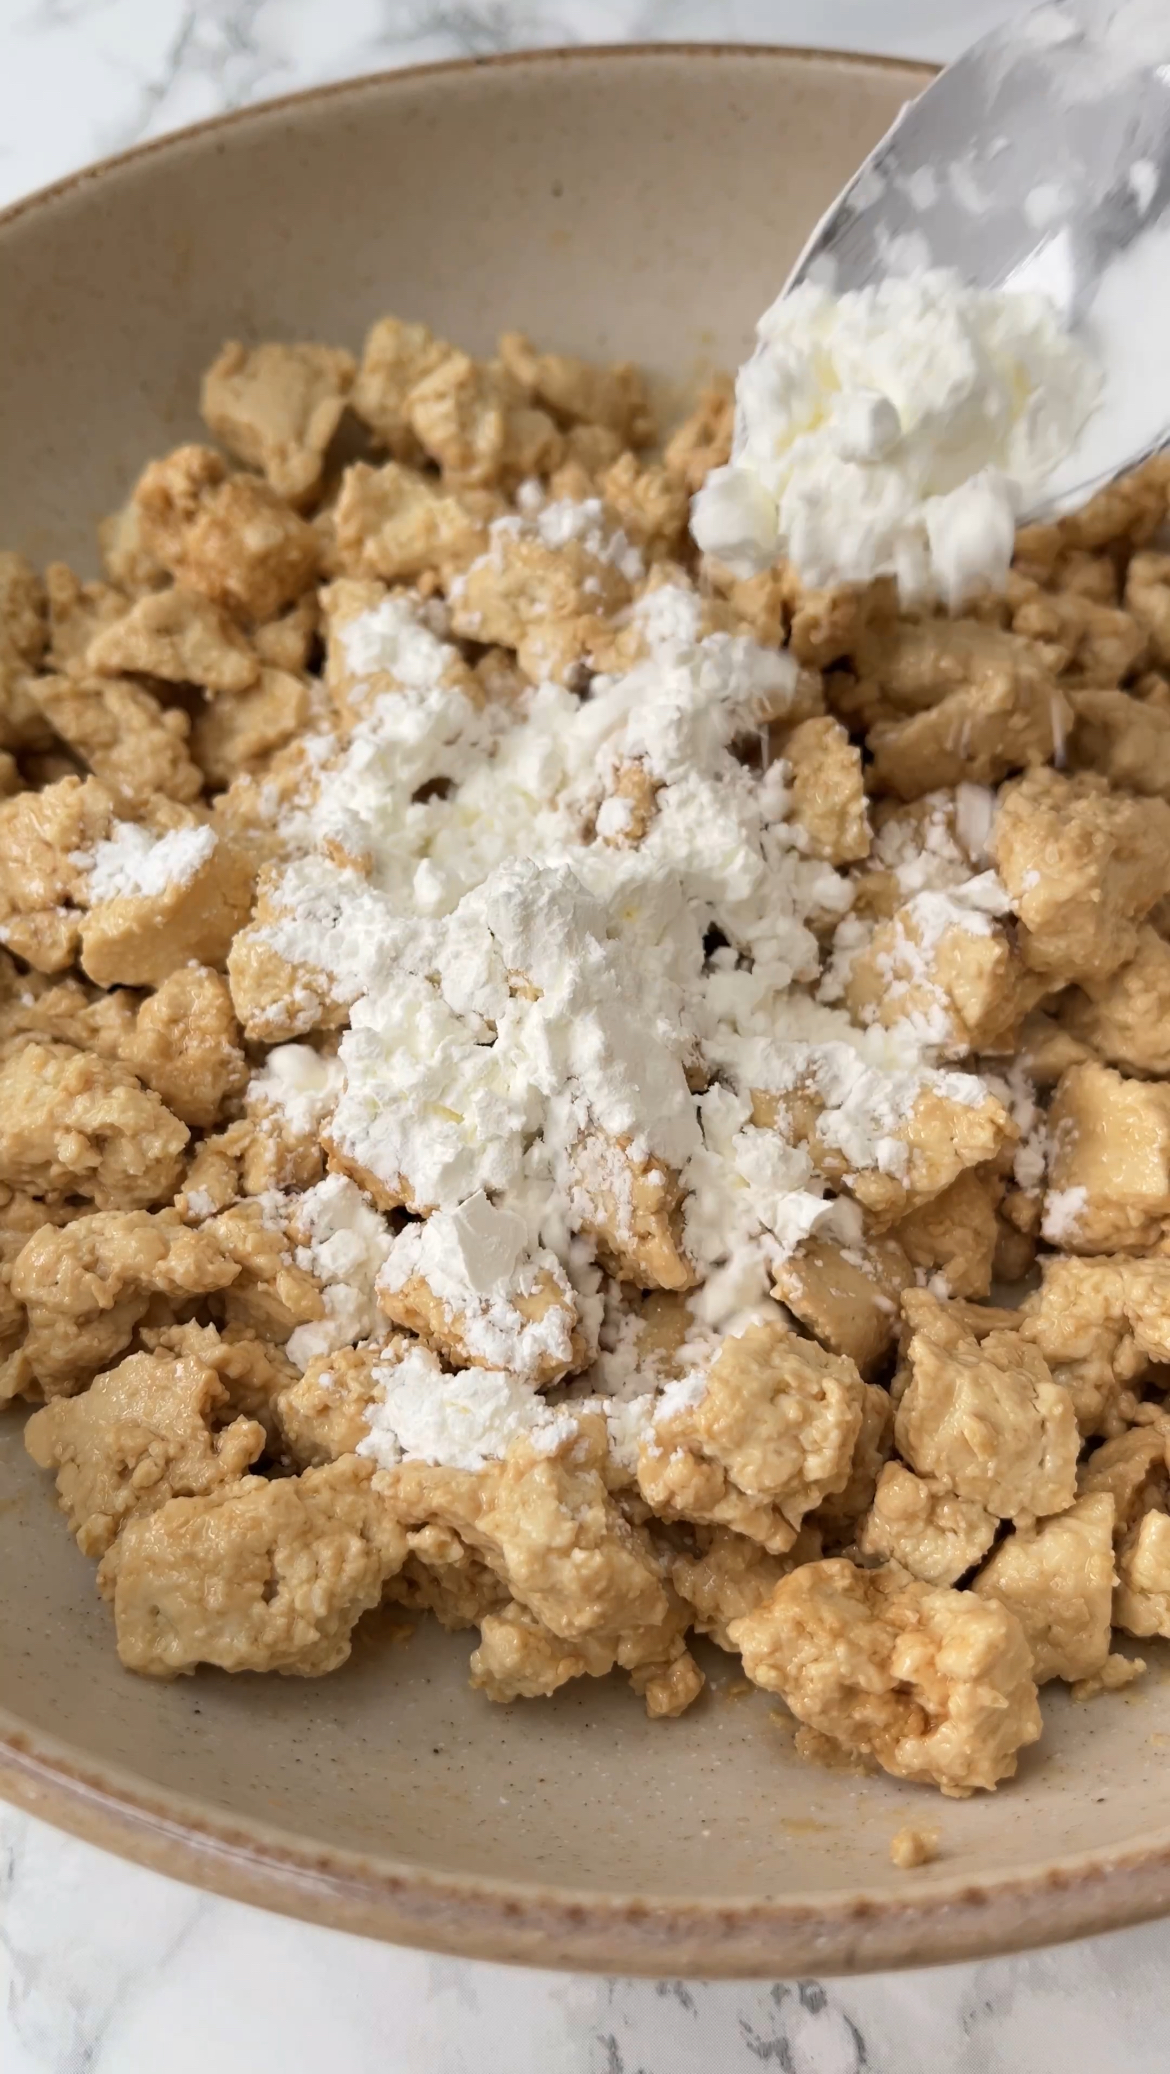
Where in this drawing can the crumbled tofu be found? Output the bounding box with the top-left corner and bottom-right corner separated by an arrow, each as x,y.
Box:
0,550 -> 54,750
6,1206 -> 240,1400
893,1168 -> 1000,1301
0,775 -> 112,971
101,1457 -> 408,1676
638,1322 -> 866,1552
44,562 -> 130,674
991,769 -> 1170,985
1126,550 -> 1170,667
894,1299 -> 1079,1519
1022,1255 -> 1170,1436
351,316 -> 451,460
889,1824 -> 941,1869
866,636 -> 1071,799
201,340 -> 356,505
1044,1061 -> 1170,1254
670,1525 -> 813,1651
29,672 -> 203,812
132,444 -> 318,622
87,585 -> 259,695
859,1462 -> 997,1585
379,1422 -> 681,1663
663,374 -> 734,493
448,502 -> 638,685
24,1342 -> 265,1556
498,330 -> 656,448
846,898 -> 1042,1058
728,1558 -> 1041,1795
1113,1506 -> 1170,1640
1079,1427 -> 1169,1531
569,1131 -> 694,1291
407,346 -> 563,489
1070,688 -> 1170,799
80,824 -> 255,988
972,1490 -> 1116,1683
771,1236 -> 907,1379
783,716 -> 870,864
0,1042 -> 188,1209
332,459 -> 499,587
123,965 -> 247,1129
1059,926 -> 1170,1077
191,666 -> 315,786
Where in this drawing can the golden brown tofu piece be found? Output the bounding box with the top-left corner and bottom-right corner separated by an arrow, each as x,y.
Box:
332,459 -> 498,588
201,340 -> 356,504
867,670 -> 1071,800
784,715 -> 870,864
893,1168 -> 1000,1301
1058,926 -> 1170,1076
379,1421 -> 678,1665
273,1341 -> 393,1468
894,1297 -> 1078,1519
406,347 -> 563,490
0,1042 -> 187,1209
670,1524 -> 815,1651
845,899 -> 1043,1057
122,965 -> 247,1129
0,550 -> 55,750
101,1457 -> 408,1677
44,562 -> 130,675
991,768 -> 1170,985
662,375 -> 734,494
191,666 -> 315,787
569,1130 -> 694,1291
1022,1254 -> 1170,1436
1069,688 -> 1170,800
728,1557 -> 1041,1795
859,1462 -> 996,1586
0,775 -> 112,971
771,1236 -> 906,1379
638,1322 -> 866,1552
972,1491 -> 1115,1684
1079,1427 -> 1169,1533
350,316 -> 451,459
80,826 -> 255,989
9,1206 -> 240,1398
1044,1061 -> 1170,1253
30,672 -> 204,812
448,506 -> 638,686
132,443 -> 318,622
595,452 -> 689,563
1125,548 -> 1170,668
24,1342 -> 265,1556
1114,1505 -> 1170,1640
87,584 -> 259,695
498,329 -> 656,448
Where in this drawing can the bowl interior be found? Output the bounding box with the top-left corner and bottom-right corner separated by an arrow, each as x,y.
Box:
3,46 -> 1170,1975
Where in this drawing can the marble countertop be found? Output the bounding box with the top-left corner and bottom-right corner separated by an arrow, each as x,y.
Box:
4,2 -> 1170,2069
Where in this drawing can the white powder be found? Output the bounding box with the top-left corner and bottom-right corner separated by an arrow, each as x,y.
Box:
246,573 -> 1011,1446
283,1173 -> 394,1370
691,269 -> 1101,604
84,821 -> 217,903
357,1340 -> 576,1471
379,1192 -> 577,1377
1040,1185 -> 1088,1244
247,1043 -> 345,1138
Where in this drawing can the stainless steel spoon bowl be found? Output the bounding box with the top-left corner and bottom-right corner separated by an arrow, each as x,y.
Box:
785,0 -> 1170,515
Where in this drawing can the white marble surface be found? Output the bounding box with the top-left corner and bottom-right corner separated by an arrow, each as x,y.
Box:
5,2 -> 1170,2068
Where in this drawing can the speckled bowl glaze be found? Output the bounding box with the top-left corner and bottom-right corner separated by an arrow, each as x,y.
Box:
2,46 -> 1170,1978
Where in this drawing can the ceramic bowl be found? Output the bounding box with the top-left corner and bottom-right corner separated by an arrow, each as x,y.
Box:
2,45 -> 1169,1978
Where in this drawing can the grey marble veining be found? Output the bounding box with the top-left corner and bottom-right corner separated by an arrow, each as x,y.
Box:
4,1 -> 1170,2068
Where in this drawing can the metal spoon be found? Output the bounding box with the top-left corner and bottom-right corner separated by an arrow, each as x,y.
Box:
784,0 -> 1170,516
